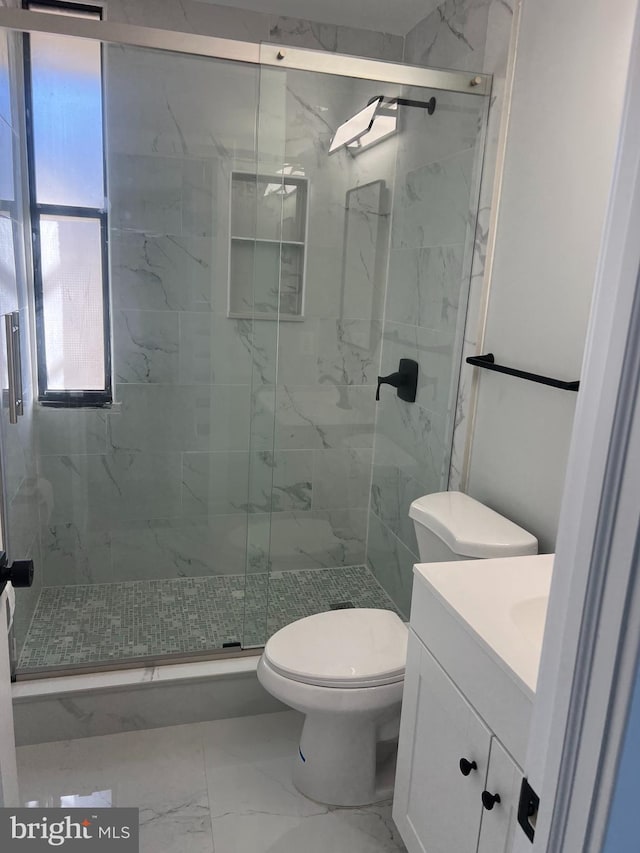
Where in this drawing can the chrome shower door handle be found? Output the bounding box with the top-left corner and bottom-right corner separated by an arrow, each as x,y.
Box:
12,312 -> 23,417
4,312 -> 22,425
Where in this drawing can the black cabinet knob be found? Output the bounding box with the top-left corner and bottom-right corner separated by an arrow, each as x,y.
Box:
459,758 -> 477,776
481,790 -> 501,810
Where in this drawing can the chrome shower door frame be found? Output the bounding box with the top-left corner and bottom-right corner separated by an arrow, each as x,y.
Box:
0,6 -> 491,95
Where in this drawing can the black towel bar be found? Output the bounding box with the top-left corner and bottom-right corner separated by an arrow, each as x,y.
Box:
466,353 -> 580,391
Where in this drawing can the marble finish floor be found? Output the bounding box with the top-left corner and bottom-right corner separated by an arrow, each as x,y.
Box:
17,710 -> 407,853
18,565 -> 400,671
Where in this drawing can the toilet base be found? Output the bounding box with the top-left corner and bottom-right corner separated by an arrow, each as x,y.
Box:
293,712 -> 399,807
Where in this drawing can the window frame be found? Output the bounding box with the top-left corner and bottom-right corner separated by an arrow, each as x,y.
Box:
23,0 -> 112,407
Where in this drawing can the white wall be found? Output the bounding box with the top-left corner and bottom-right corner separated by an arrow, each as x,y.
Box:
466,0 -> 637,551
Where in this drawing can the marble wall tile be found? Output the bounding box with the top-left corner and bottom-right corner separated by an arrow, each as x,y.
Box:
35,407 -> 108,456
311,448 -> 372,511
181,451 -> 250,517
303,245 -> 346,319
366,511 -> 416,618
38,452 -> 182,527
391,148 -> 476,250
114,310 -> 180,384
246,509 -> 368,574
108,516 -> 248,581
109,385 -> 250,453
39,513 -> 251,585
370,462 -> 426,554
374,398 -> 450,492
275,319 -> 383,387
316,319 -> 383,386
251,385 -> 375,452
110,232 -> 216,313
106,45 -> 259,161
274,320 -> 320,387
394,89 -> 483,178
386,245 -> 465,331
39,523 -> 112,586
248,451 -> 313,514
182,158 -> 216,239
404,0 -> 492,71
7,477 -> 40,576
105,0 -> 268,43
181,449 -> 313,518
268,16 -> 403,61
263,508 -> 367,571
109,154 -> 213,237
109,154 -> 183,235
246,513 -> 271,574
178,314 -> 253,386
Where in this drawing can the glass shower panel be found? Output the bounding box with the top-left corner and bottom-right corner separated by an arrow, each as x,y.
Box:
368,85 -> 489,617
244,63 -> 399,647
0,28 -> 41,669
16,40 -> 262,673
247,61 -> 490,644
242,67 -> 287,647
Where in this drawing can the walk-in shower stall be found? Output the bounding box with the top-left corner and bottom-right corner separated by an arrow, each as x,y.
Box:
0,6 -> 490,676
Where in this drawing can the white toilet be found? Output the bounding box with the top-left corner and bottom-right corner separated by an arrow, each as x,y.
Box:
257,491 -> 538,807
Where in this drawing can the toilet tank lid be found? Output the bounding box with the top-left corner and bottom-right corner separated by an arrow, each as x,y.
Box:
409,491 -> 538,558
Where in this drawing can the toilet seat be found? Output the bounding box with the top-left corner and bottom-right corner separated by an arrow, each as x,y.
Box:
263,608 -> 407,689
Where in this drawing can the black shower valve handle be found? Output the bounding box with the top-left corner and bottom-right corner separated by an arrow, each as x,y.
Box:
376,358 -> 419,403
376,372 -> 403,401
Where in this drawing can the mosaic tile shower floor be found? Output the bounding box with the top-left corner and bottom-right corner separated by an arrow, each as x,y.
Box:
18,565 -> 400,670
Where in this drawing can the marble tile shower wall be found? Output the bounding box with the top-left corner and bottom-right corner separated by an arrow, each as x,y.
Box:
366,0 -> 512,616
415,0 -> 518,493
33,9 -> 402,589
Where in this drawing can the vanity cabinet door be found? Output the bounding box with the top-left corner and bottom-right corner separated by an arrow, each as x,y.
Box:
476,738 -> 522,853
393,631 -> 492,853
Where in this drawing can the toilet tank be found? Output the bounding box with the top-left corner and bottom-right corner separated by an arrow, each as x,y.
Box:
409,491 -> 538,562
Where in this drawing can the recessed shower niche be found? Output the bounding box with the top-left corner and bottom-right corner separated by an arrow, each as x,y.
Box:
229,171 -> 308,320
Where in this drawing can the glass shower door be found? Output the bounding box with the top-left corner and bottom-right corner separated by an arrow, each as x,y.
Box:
244,52 -> 490,645
15,34 -> 267,673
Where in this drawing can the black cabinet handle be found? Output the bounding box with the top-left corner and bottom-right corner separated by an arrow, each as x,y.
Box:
481,790 -> 501,810
459,758 -> 477,776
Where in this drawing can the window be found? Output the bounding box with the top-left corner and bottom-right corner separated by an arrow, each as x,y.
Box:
24,1 -> 111,405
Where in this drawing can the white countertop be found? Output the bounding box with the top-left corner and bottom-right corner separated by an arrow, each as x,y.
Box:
413,554 -> 554,694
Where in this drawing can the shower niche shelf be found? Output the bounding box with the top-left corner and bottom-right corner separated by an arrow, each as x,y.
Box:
228,171 -> 308,321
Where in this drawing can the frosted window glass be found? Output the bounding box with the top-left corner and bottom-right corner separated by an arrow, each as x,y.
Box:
30,31 -> 104,208
40,216 -> 105,390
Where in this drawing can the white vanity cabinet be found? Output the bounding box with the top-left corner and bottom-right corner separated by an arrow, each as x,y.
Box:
392,555 -> 554,853
393,631 -> 522,853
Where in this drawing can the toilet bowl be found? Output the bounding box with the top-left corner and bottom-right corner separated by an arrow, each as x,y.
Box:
257,491 -> 538,807
257,608 -> 407,807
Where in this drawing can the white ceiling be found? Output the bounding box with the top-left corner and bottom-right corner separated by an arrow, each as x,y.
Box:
196,0 -> 439,37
